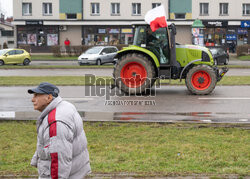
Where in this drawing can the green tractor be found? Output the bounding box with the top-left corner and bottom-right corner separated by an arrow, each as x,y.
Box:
113,23 -> 228,95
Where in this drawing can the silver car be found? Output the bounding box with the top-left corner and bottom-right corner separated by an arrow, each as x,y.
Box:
78,46 -> 118,65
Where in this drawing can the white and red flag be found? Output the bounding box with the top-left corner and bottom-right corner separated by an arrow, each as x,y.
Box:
145,5 -> 167,32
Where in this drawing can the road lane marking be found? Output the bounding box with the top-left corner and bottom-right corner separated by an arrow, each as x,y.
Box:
0,111 -> 15,118
239,119 -> 249,122
63,97 -> 94,101
199,98 -> 250,100
202,120 -> 212,122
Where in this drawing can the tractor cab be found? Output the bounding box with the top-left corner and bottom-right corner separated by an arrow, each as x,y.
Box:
133,24 -> 174,65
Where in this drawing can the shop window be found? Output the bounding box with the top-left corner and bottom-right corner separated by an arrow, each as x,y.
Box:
47,34 -> 58,46
18,33 -> 27,44
243,4 -> 250,15
175,13 -> 185,19
152,3 -> 161,9
220,3 -> 228,15
22,3 -> 32,16
27,34 -> 37,46
200,3 -> 209,16
132,3 -> 141,15
111,3 -> 120,15
43,3 -> 52,16
67,14 -> 77,19
91,3 -> 100,15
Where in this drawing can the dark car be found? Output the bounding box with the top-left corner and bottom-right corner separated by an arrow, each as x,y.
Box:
210,48 -> 229,65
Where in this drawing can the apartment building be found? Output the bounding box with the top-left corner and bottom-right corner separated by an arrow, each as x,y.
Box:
12,0 -> 249,52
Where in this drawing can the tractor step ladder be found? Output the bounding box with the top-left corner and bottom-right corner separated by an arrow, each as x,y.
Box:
158,65 -> 171,85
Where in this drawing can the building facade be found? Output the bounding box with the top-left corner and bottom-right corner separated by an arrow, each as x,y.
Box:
12,0 -> 250,52
169,0 -> 193,44
192,0 -> 250,49
0,22 -> 14,49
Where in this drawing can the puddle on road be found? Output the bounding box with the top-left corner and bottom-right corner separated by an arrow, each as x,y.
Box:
2,111 -> 249,124
83,111 -> 250,123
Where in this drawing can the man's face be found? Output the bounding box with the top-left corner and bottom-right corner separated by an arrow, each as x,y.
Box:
31,93 -> 52,112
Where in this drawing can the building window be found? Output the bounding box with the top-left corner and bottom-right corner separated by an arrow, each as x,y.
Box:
220,3 -> 228,15
111,3 -> 120,15
1,30 -> 14,36
200,3 -> 209,15
175,13 -> 186,19
43,3 -> 52,15
22,3 -> 32,16
243,4 -> 250,15
132,3 -> 141,15
91,3 -> 100,15
152,3 -> 161,9
66,14 -> 77,19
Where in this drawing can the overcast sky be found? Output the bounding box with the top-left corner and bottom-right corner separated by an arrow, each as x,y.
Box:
0,0 -> 13,17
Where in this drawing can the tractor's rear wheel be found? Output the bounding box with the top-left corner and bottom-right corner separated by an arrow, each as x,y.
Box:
185,65 -> 217,95
113,53 -> 156,94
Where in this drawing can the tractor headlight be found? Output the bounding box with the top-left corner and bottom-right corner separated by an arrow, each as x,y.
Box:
201,51 -> 210,62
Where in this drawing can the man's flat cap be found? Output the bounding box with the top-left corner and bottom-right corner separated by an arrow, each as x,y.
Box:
28,82 -> 59,97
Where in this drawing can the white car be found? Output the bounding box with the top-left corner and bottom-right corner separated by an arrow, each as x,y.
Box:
78,46 -> 118,65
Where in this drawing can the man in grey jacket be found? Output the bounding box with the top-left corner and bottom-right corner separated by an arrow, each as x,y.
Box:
28,82 -> 91,179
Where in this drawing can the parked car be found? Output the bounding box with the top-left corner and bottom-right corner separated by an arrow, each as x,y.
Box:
0,49 -> 31,66
209,48 -> 229,65
78,46 -> 118,65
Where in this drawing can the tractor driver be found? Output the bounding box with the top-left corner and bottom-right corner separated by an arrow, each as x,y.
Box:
146,28 -> 168,64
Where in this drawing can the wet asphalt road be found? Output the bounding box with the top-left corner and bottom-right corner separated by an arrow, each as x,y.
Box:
0,85 -> 250,123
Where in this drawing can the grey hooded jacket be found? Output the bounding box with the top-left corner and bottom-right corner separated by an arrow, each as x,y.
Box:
31,96 -> 91,179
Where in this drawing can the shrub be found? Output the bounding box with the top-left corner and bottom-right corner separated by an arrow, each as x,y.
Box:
236,44 -> 250,57
71,46 -> 83,56
3,42 -> 8,49
19,45 -> 31,52
51,45 -> 61,57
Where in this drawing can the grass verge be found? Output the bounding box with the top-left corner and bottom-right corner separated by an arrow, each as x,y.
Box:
0,65 -> 113,69
237,55 -> 250,61
0,76 -> 250,86
0,121 -> 249,176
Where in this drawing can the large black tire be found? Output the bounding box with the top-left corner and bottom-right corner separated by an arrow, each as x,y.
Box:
23,58 -> 30,66
113,53 -> 156,94
185,65 -> 217,95
0,60 -> 4,66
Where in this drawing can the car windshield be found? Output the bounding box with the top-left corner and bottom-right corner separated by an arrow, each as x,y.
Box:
0,49 -> 9,55
85,47 -> 103,54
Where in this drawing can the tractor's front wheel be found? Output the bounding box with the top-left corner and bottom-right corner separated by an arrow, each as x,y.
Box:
185,65 -> 217,95
113,53 -> 156,94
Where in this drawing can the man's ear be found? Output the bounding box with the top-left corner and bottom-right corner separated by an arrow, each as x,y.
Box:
47,94 -> 53,103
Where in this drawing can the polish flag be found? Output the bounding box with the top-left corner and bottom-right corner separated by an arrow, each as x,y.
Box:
145,5 -> 167,32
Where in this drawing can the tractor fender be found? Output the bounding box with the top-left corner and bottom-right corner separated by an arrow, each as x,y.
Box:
115,46 -> 160,68
179,59 -> 202,82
